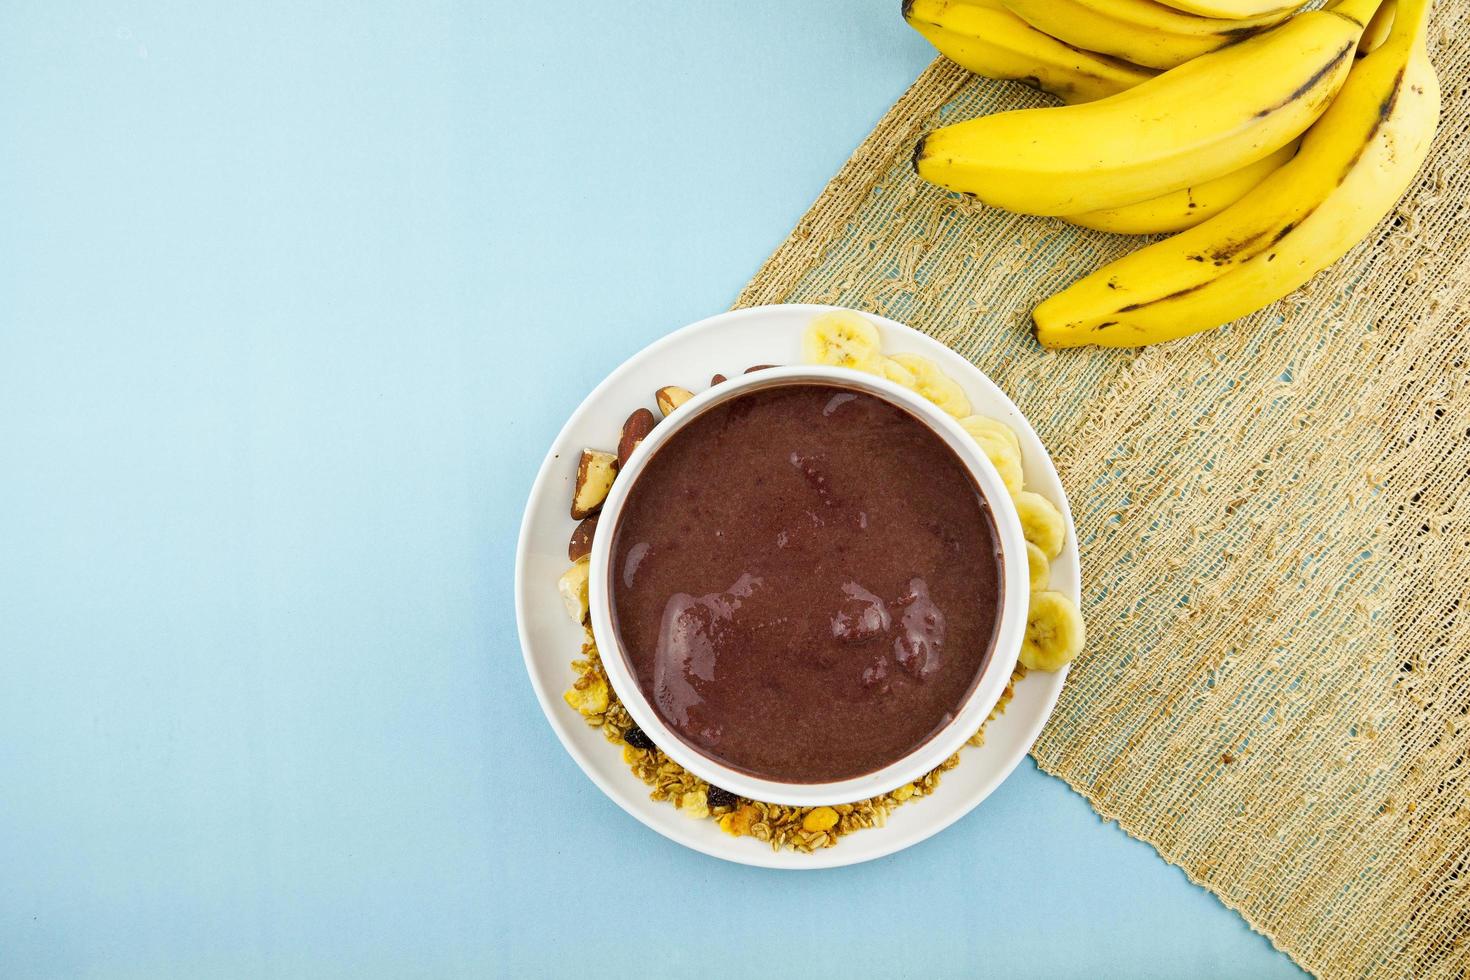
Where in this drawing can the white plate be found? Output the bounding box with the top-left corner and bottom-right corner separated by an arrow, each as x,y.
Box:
514,304 -> 1079,869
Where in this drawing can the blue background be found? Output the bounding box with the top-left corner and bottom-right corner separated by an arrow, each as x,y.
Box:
0,2 -> 1307,977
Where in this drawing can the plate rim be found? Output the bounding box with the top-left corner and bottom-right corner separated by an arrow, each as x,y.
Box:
513,303 -> 1078,869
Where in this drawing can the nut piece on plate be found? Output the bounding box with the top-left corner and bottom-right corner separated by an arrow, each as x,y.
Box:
710,373 -> 728,386
568,514 -> 599,562
571,449 -> 618,520
678,789 -> 710,820
744,364 -> 778,373
558,557 -> 591,624
719,805 -> 757,837
655,385 -> 694,418
802,806 -> 840,833
563,674 -> 608,718
617,408 -> 657,468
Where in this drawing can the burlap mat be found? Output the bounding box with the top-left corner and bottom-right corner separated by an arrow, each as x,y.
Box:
733,9 -> 1470,977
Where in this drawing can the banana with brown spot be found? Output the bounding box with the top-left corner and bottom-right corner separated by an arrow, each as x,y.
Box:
1035,0 -> 1438,348
914,0 -> 1380,216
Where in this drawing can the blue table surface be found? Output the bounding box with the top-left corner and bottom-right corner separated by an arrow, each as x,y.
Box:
0,2 -> 1309,977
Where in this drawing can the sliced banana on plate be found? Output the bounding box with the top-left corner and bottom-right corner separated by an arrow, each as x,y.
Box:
1020,590 -> 1085,672
957,413 -> 1026,496
959,414 -> 1020,454
1026,541 -> 1050,590
976,431 -> 1027,495
801,312 -> 971,418
889,352 -> 972,418
878,356 -> 919,388
1013,490 -> 1066,559
802,310 -> 884,374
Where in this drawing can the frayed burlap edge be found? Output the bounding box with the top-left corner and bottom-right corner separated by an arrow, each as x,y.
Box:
734,14 -> 1470,978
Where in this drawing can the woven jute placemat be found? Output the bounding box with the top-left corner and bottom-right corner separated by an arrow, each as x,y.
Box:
734,9 -> 1469,977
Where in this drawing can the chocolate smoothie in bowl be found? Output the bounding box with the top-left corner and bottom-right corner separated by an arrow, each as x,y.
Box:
605,379 -> 1007,785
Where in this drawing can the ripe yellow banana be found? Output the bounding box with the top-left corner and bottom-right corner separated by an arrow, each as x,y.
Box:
913,0 -> 1378,216
1064,138 -> 1300,235
1033,0 -> 1439,349
1154,0 -> 1306,18
904,0 -> 1156,105
1000,0 -> 1294,69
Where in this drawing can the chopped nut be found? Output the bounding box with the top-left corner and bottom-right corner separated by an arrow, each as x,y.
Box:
567,513 -> 599,562
562,675 -> 608,716
719,805 -> 758,837
679,789 -> 710,820
744,364 -> 778,373
802,806 -> 839,833
655,385 -> 694,417
617,408 -> 657,468
710,373 -> 728,386
570,449 -> 618,519
557,557 -> 591,624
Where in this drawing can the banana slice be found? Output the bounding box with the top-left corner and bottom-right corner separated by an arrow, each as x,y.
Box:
1020,590 -> 1085,672
1026,541 -> 1050,590
889,353 -> 972,418
973,432 -> 1024,496
959,414 -> 1021,454
802,310 -> 883,374
1013,490 -> 1066,558
878,356 -> 918,389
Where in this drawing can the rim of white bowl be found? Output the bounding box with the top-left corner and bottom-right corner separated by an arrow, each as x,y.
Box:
586,364 -> 1030,807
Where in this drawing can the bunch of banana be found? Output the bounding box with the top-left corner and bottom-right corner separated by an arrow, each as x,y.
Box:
805,310 -> 1086,673
905,0 -> 1440,348
914,0 -> 1377,215
1035,0 -> 1440,347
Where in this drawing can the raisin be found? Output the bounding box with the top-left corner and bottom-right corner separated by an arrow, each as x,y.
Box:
623,725 -> 656,750
706,785 -> 738,809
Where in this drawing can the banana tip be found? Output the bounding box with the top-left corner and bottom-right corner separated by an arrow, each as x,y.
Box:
1032,314 -> 1063,351
1032,323 -> 1051,350
910,133 -> 929,174
901,0 -> 916,21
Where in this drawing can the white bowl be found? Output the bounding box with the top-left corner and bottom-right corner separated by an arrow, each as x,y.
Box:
587,364 -> 1031,807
